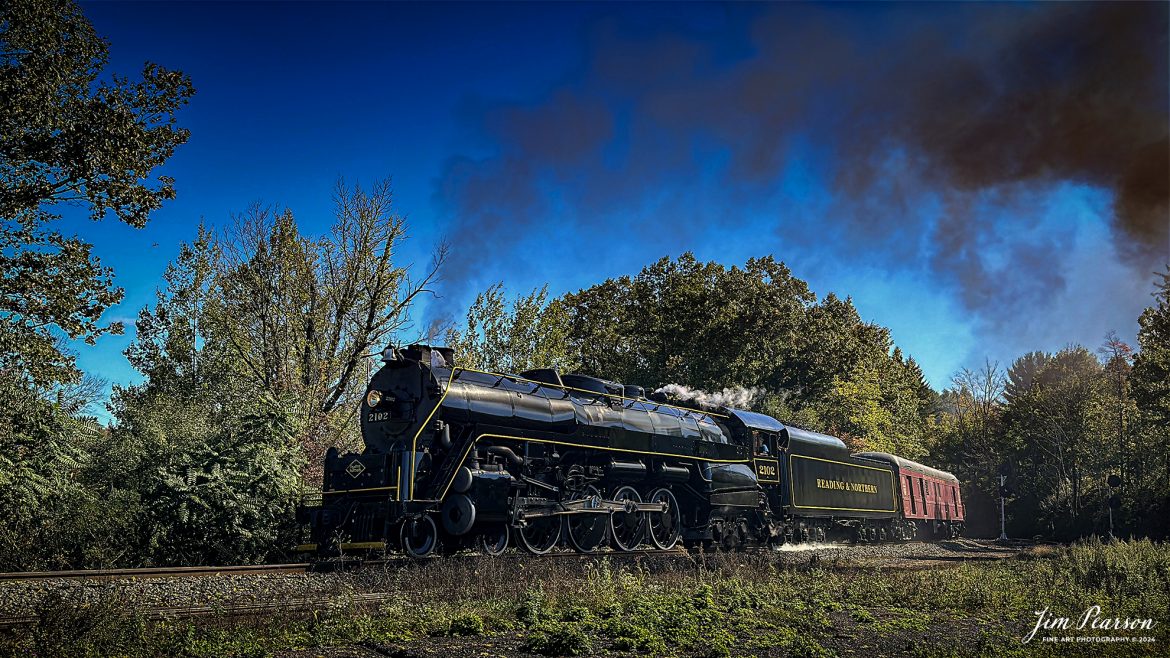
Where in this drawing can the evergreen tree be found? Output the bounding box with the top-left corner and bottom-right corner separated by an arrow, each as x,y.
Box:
1130,268 -> 1170,537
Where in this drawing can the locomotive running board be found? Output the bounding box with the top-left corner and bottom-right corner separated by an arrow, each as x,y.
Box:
516,496 -> 667,520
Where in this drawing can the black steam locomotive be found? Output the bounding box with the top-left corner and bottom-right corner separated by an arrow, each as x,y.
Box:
299,344 -> 964,557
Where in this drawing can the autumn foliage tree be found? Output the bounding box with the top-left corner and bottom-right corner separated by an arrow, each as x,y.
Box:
0,0 -> 194,569
445,283 -> 579,374
210,180 -> 445,459
0,0 -> 193,387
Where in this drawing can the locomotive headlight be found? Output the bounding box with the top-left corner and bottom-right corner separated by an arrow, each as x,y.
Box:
366,389 -> 383,408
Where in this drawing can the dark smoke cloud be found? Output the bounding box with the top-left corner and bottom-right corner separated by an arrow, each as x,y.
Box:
840,3 -> 1168,262
434,3 -> 1168,335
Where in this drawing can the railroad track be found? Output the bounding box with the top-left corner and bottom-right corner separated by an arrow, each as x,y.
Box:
0,538 -> 1021,584
0,592 -> 398,630
0,542 -> 1022,630
0,547 -> 693,587
0,539 -> 1011,583
0,562 -> 311,583
0,550 -> 691,629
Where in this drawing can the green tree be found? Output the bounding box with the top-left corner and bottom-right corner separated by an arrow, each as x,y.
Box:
1130,268 -> 1170,538
1132,269 -> 1170,430
935,361 -> 1008,471
139,403 -> 303,566
564,254 -> 814,390
1004,351 -> 1049,404
108,227 -> 239,474
446,282 -> 579,373
823,358 -> 934,458
0,374 -> 89,570
103,183 -> 445,563
105,230 -> 304,566
124,224 -> 218,395
1,0 -> 194,386
559,253 -> 935,454
931,360 -> 1011,536
211,180 -> 443,454
998,347 -> 1120,539
0,348 -> 145,570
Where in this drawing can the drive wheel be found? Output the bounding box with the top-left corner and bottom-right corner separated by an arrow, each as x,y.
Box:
609,485 -> 646,552
400,516 -> 439,558
646,488 -> 681,550
566,487 -> 607,553
518,515 -> 562,554
477,524 -> 509,556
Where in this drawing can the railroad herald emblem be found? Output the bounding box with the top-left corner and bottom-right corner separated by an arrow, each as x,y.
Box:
345,459 -> 366,478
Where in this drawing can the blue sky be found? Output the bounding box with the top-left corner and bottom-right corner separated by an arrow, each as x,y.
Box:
64,2 -> 1167,417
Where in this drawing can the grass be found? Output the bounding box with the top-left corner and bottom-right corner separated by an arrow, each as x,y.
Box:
1,538 -> 1167,657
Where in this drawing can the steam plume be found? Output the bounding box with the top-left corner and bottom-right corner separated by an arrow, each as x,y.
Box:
654,384 -> 761,410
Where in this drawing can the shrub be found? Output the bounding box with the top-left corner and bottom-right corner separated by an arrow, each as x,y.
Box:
449,612 -> 485,636
602,619 -> 663,652
517,586 -> 548,625
521,622 -> 594,656
33,592 -> 148,658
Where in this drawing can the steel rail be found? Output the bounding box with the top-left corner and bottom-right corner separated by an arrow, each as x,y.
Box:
0,538 -> 1011,582
0,550 -> 692,627
0,563 -> 311,583
0,548 -> 693,585
0,592 -> 395,630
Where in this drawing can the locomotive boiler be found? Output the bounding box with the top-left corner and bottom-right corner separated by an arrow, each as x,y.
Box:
298,344 -> 963,557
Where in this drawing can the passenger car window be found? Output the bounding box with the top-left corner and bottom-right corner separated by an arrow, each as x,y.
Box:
907,475 -> 917,514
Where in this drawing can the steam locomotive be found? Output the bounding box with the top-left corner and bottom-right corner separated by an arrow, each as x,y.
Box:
298,344 -> 964,557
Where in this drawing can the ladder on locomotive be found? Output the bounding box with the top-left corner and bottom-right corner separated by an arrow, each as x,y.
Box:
424,426 -> 478,501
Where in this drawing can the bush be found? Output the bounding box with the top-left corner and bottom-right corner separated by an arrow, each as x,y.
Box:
521,622 -> 594,656
603,619 -> 661,652
33,592 -> 149,658
449,612 -> 485,636
517,586 -> 548,625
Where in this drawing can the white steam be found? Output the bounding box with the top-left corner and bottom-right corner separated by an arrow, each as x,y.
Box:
771,542 -> 839,552
653,384 -> 761,410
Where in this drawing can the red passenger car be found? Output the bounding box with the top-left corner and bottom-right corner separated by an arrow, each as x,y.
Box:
856,452 -> 964,539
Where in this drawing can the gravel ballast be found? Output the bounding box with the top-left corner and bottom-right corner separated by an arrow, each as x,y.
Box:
0,538 -> 1024,618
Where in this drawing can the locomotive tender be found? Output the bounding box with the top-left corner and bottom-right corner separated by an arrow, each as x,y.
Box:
299,344 -> 964,557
